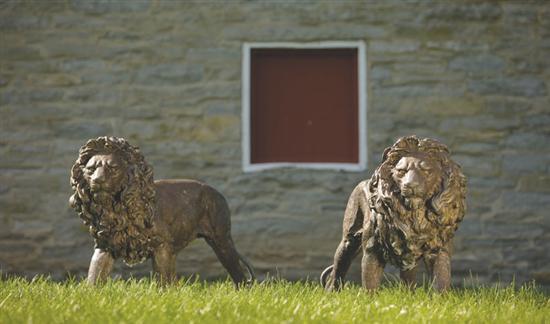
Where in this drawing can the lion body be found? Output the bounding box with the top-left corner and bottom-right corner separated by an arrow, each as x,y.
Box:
323,136 -> 466,292
70,137 -> 253,285
152,179 -> 232,252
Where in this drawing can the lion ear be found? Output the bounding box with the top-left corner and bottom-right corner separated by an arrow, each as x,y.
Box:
382,147 -> 392,161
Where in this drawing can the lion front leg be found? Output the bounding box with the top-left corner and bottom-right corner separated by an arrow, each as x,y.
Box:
432,250 -> 451,292
361,251 -> 385,291
324,235 -> 361,291
324,182 -> 367,291
152,244 -> 176,285
87,248 -> 114,285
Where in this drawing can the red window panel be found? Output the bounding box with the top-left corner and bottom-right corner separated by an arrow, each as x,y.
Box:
250,48 -> 358,164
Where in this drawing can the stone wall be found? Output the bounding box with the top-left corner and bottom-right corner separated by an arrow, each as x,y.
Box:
1,1 -> 549,287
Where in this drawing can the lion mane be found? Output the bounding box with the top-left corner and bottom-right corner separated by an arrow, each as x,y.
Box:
364,136 -> 466,270
69,136 -> 158,265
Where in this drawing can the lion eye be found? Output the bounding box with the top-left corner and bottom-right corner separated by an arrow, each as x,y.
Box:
419,161 -> 432,171
109,164 -> 121,172
396,169 -> 406,176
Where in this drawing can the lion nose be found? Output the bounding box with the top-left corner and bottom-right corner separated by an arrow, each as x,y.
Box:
91,169 -> 106,184
403,172 -> 422,191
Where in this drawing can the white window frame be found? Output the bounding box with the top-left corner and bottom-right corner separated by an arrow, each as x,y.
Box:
241,41 -> 367,172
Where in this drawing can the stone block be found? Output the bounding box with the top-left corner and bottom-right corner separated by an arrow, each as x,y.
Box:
516,175 -> 550,193
117,120 -> 163,141
53,120 -> 112,139
64,87 -> 122,104
134,64 -> 203,85
1,89 -> 64,105
467,177 -> 516,190
504,133 -> 550,150
70,0 -> 150,13
0,74 -> 9,87
204,101 -> 239,116
120,105 -> 161,119
393,62 -> 448,75
40,39 -> 104,59
426,41 -> 490,52
186,48 -> 240,62
28,74 -> 81,87
449,54 -> 505,74
398,96 -> 484,116
223,24 -> 388,41
9,61 -> 58,74
190,115 -> 239,143
0,15 -> 52,30
468,77 -> 547,97
81,71 -> 131,86
484,97 -> 531,115
525,114 -> 550,130
0,46 -> 42,61
58,59 -> 107,72
370,66 -> 391,81
483,222 -> 545,239
370,40 -> 420,53
452,154 -> 500,177
454,142 -> 498,154
0,240 -> 39,259
452,256 -> 491,276
501,153 -> 549,173
12,221 -> 53,239
502,4 -> 537,24
41,244 -> 89,262
422,3 -> 501,21
455,218 -> 484,237
375,83 -> 465,98
440,115 -> 520,133
497,191 -> 550,213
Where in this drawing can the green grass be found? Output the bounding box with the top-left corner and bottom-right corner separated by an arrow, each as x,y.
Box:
0,277 -> 548,324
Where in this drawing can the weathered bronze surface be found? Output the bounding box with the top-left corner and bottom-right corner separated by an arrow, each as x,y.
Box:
321,136 -> 466,292
70,136 -> 254,286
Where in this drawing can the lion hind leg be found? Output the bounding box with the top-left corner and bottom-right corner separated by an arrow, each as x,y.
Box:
152,244 -> 177,285
205,234 -> 248,287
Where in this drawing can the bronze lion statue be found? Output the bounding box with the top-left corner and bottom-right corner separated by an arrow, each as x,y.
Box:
70,136 -> 254,286
321,136 -> 466,292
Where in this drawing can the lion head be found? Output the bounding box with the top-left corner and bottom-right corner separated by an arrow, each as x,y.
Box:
69,136 -> 158,265
365,136 -> 466,269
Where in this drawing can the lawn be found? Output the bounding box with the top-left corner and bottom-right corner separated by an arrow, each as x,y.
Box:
0,277 -> 548,323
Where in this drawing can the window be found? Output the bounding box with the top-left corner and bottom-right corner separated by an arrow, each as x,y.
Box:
242,42 -> 366,172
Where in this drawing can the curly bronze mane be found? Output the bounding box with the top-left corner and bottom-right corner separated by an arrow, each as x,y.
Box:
69,136 -> 157,265
365,136 -> 466,270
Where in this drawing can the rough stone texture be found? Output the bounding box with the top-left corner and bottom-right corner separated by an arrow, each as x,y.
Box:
0,1 -> 549,287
